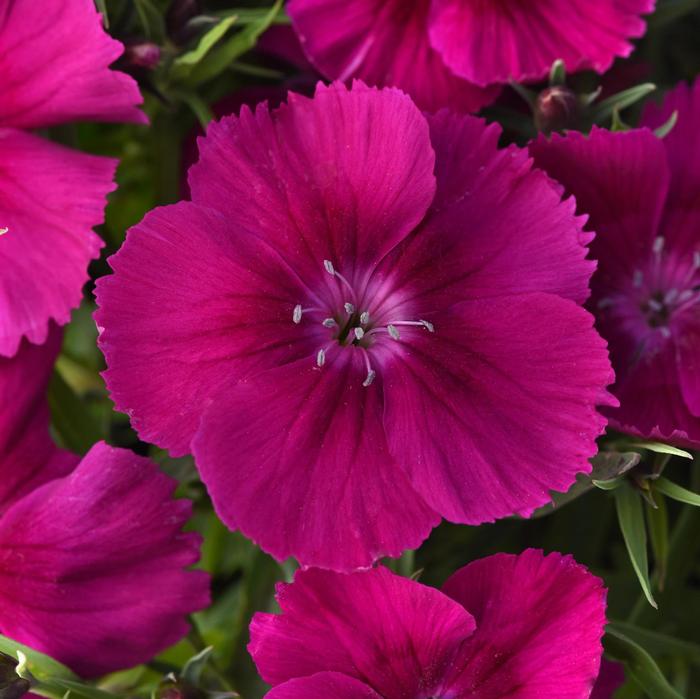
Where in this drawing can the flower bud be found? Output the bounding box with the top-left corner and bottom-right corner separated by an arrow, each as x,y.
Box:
534,86 -> 579,134
123,42 -> 161,71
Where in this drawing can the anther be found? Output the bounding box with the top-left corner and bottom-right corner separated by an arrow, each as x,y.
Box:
354,327 -> 365,341
653,236 -> 665,255
293,304 -> 303,324
363,370 -> 376,387
419,319 -> 435,333
664,289 -> 679,305
344,302 -> 355,314
317,349 -> 326,367
322,318 -> 336,328
360,311 -> 370,325
323,260 -> 335,275
0,227 -> 8,236
387,324 -> 400,340
633,270 -> 644,287
648,299 -> 663,312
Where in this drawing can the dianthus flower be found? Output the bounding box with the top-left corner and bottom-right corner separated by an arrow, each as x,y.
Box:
96,82 -> 614,570
0,329 -> 209,677
287,0 -> 654,112
249,549 -> 608,698
530,79 -> 700,445
0,0 -> 145,357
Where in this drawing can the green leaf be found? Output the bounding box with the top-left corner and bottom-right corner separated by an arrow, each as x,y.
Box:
93,0 -> 108,27
182,647 -> 214,686
655,110 -> 679,139
590,83 -> 656,123
610,621 -> 700,667
47,680 -> 117,699
628,440 -> 693,460
0,636 -> 77,683
645,493 -> 669,589
654,477 -> 700,507
173,14 -> 239,73
593,476 -> 627,490
133,0 -> 165,41
604,628 -> 684,699
48,370 -> 102,455
186,0 -> 284,86
591,451 -> 641,480
615,483 -> 657,608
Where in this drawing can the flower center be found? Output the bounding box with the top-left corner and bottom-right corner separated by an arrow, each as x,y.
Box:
292,260 -> 435,387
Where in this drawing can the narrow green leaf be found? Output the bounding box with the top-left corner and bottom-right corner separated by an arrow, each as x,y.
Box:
186,0 -> 284,86
182,647 -> 214,685
48,680 -> 118,699
0,636 -> 77,683
172,89 -> 215,129
593,476 -> 626,490
93,0 -> 108,27
48,370 -> 102,455
591,83 -> 656,123
645,493 -> 669,589
628,440 -> 693,459
604,628 -> 684,699
655,110 -> 679,139
133,0 -> 166,41
173,14 -> 238,71
654,477 -> 700,507
610,621 -> 700,668
615,483 -> 657,608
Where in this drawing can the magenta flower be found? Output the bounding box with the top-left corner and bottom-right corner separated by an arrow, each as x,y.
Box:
0,0 -> 145,357
95,82 -> 613,570
287,0 -> 654,113
249,549 -> 608,698
530,79 -> 700,445
0,330 -> 209,677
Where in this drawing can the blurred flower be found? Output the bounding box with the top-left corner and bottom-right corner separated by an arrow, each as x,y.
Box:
287,0 -> 654,112
0,329 -> 209,677
249,550 -> 607,698
530,78 -> 700,445
96,82 -> 614,570
0,0 -> 145,357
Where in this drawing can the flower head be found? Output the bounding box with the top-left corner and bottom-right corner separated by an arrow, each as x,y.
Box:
249,549 -> 608,698
96,82 -> 614,570
287,0 -> 654,112
0,0 -> 145,357
0,329 -> 209,677
530,78 -> 700,445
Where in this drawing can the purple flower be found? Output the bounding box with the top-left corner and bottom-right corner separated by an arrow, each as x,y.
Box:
530,79 -> 700,445
287,0 -> 654,112
0,329 -> 209,677
96,82 -> 614,570
249,549 -> 608,698
0,0 -> 145,357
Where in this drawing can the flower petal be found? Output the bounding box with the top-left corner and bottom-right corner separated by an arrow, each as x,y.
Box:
382,294 -> 614,524
0,328 -> 77,514
440,549 -> 607,698
529,127 -> 670,281
428,0 -> 654,86
382,116 -> 594,316
642,78 -> 700,257
249,566 -> 475,695
193,353 -> 439,570
0,442 -> 210,677
674,311 -> 700,417
0,0 -> 144,127
265,673 -> 382,699
0,129 -> 115,356
287,0 -> 498,113
189,82 -> 436,281
95,202 -> 318,456
591,660 -> 626,699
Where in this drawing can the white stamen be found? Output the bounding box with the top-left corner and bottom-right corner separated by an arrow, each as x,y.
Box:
598,297 -> 614,309
679,289 -> 695,303
293,304 -> 303,324
323,259 -> 335,275
633,270 -> 644,287
648,299 -> 663,312
322,318 -> 336,328
316,349 -> 326,367
344,302 -> 355,314
664,289 -> 679,305
363,369 -> 376,387
360,311 -> 370,325
419,319 -> 435,333
387,324 -> 400,340
354,327 -> 365,340
0,227 -> 8,236
653,236 -> 665,255
660,327 -> 671,338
